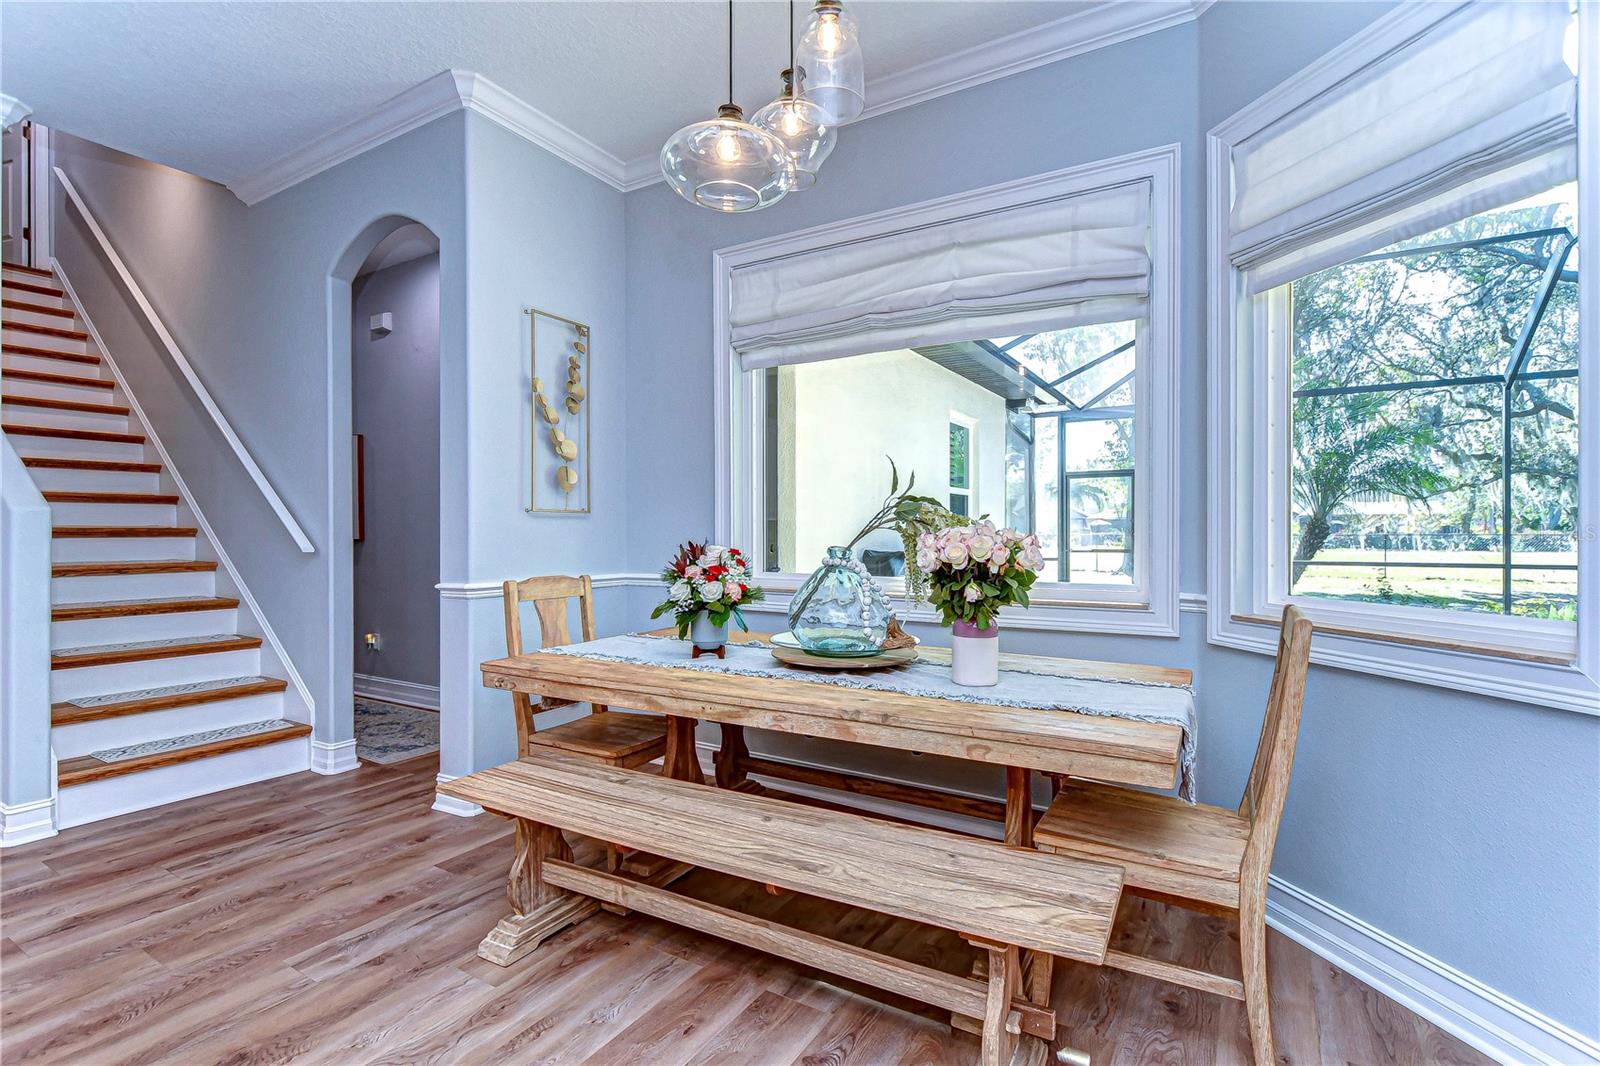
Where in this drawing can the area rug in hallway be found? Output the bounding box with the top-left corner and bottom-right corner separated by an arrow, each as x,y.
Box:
354,697 -> 439,764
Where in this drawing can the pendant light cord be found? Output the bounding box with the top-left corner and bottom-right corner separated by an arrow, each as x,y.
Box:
789,0 -> 797,98
727,0 -> 735,107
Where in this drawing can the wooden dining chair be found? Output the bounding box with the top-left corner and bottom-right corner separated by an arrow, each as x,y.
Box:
501,575 -> 668,768
1033,605 -> 1314,1066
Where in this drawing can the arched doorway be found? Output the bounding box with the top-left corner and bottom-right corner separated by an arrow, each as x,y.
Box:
327,216 -> 443,781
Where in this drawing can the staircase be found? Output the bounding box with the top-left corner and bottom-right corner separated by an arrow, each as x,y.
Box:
2,261 -> 311,830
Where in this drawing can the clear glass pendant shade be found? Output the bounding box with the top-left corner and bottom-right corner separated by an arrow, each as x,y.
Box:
795,0 -> 864,123
660,103 -> 795,212
752,71 -> 836,191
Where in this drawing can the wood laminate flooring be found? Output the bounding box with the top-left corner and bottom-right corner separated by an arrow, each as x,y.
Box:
0,755 -> 1491,1064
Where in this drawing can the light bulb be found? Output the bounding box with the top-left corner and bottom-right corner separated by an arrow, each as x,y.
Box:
817,12 -> 841,53
781,107 -> 804,137
715,129 -> 741,163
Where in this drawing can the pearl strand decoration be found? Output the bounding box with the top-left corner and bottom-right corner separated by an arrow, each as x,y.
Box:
822,552 -> 893,636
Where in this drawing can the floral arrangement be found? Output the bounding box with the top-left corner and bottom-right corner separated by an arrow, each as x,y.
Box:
838,458 -> 966,605
650,541 -> 765,637
916,521 -> 1047,630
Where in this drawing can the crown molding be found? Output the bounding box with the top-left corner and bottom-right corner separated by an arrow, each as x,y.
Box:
232,0 -> 1211,204
619,0 -> 1211,191
228,69 -> 630,205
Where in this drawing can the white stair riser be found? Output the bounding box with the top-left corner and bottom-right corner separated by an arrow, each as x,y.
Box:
2,352 -> 101,376
52,692 -> 288,758
5,433 -> 144,462
2,267 -> 58,285
51,647 -> 262,701
52,569 -> 217,604
2,327 -> 88,356
1,402 -> 130,433
1,287 -> 67,310
54,736 -> 310,829
53,607 -> 238,648
52,536 -> 197,562
3,306 -> 78,329
26,467 -> 160,493
0,377 -> 116,403
49,501 -> 176,526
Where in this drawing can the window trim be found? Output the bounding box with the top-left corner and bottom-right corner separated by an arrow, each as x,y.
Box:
1206,3 -> 1600,714
714,145 -> 1182,637
947,413 -> 975,517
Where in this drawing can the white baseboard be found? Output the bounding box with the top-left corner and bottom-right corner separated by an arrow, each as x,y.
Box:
310,738 -> 360,775
1266,877 -> 1600,1066
698,741 -> 1598,1066
354,673 -> 441,711
431,772 -> 482,817
0,797 -> 58,848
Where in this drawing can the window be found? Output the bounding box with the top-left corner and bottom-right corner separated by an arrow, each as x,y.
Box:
1208,0 -> 1596,712
1285,188 -> 1579,622
720,147 -> 1181,636
948,418 -> 973,516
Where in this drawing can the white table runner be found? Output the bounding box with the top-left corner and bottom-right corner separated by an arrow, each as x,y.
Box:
546,633 -> 1196,801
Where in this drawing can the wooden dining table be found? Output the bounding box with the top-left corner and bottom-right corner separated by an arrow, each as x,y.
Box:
478,629 -> 1191,1021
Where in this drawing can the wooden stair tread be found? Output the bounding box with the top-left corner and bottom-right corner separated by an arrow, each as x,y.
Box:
1,298 -> 74,318
52,633 -> 263,670
2,279 -> 64,298
1,367 -> 113,389
52,596 -> 239,621
22,456 -> 161,472
4,394 -> 129,415
2,320 -> 88,341
1035,780 -> 1250,883
3,262 -> 55,278
4,423 -> 144,443
3,343 -> 99,365
441,754 -> 1125,962
54,559 -> 216,577
527,711 -> 669,760
57,720 -> 310,786
52,676 -> 287,726
53,526 -> 196,539
43,490 -> 179,504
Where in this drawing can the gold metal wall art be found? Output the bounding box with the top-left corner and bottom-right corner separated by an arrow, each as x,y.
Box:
525,307 -> 591,513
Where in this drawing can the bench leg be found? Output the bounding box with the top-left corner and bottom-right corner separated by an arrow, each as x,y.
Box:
478,818 -> 598,966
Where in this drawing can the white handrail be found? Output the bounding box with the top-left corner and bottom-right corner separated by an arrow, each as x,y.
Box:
52,166 -> 315,554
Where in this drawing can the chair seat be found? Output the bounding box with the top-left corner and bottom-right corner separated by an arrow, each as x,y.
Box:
1034,779 -> 1249,911
526,711 -> 668,765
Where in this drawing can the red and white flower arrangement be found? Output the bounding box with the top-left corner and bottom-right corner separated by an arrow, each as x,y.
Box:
650,541 -> 766,638
917,521 -> 1046,631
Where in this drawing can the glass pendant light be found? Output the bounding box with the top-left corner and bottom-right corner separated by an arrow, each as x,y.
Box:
795,0 -> 864,124
660,1 -> 795,212
753,5 -> 835,191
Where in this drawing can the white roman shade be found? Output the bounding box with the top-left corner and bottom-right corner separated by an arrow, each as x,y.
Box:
730,180 -> 1152,370
1229,0 -> 1578,294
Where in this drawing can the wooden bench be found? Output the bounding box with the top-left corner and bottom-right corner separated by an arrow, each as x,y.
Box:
440,753 -> 1125,1066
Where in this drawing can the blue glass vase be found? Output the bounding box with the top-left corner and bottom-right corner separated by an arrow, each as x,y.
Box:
788,546 -> 891,653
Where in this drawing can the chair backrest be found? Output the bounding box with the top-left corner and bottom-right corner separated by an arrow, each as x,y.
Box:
501,575 -> 599,724
1237,606 -> 1314,891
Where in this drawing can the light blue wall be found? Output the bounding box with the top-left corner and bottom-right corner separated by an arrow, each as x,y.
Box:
621,7 -> 1600,1037
50,115 -> 469,747
443,113 -> 631,779
353,253 -> 441,689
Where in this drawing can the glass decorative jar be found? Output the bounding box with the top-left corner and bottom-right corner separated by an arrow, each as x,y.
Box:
788,546 -> 891,653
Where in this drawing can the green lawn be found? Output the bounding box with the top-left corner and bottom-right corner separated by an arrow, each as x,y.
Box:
1293,548 -> 1577,619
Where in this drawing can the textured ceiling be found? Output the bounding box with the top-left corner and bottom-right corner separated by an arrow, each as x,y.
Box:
1,1 -> 1117,189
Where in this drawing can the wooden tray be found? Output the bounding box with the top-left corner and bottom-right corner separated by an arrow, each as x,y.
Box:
768,644 -> 919,671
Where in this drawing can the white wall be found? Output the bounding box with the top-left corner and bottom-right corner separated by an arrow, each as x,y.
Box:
776,350 -> 1005,570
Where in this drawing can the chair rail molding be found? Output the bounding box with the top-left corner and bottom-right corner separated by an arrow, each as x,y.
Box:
52,166 -> 315,554
52,261 -> 318,728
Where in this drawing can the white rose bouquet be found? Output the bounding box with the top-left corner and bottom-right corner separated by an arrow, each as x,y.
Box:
917,521 -> 1046,630
650,540 -> 765,638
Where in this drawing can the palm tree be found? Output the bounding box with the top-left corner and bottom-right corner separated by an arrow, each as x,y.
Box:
1291,395 -> 1445,585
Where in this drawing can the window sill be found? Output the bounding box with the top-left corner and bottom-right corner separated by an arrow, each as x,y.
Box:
1211,610 -> 1598,716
